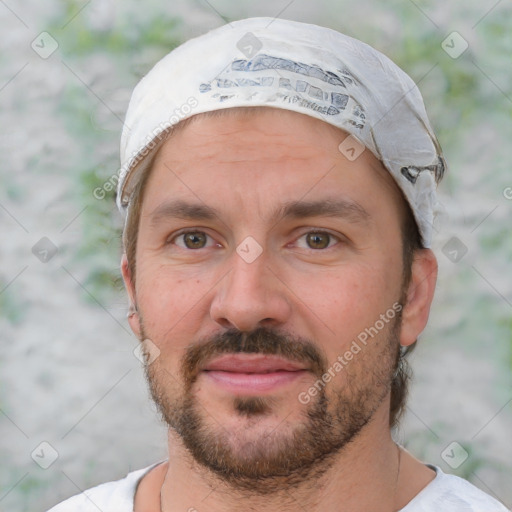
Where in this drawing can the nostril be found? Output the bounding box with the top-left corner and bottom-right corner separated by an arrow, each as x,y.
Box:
216,318 -> 235,330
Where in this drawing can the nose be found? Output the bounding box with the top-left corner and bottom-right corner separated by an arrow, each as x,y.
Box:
210,247 -> 292,332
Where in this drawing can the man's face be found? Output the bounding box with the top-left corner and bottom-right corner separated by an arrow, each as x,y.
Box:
123,108 -> 411,490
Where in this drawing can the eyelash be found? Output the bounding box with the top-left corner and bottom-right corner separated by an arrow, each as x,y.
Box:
167,229 -> 342,251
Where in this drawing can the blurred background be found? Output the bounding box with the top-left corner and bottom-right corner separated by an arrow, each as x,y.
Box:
0,0 -> 511,510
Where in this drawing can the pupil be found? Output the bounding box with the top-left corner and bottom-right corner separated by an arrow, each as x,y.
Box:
185,232 -> 205,248
308,233 -> 329,249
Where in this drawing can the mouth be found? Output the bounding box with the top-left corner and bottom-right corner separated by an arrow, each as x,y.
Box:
201,354 -> 310,394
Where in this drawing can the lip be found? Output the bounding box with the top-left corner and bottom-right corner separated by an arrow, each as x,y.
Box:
202,354 -> 307,373
201,354 -> 309,394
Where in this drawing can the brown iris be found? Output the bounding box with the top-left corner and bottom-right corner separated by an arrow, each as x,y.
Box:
306,232 -> 331,249
183,232 -> 207,249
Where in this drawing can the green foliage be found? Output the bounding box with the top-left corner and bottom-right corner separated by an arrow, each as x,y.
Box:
17,474 -> 45,496
47,9 -> 184,303
0,280 -> 26,324
453,443 -> 504,483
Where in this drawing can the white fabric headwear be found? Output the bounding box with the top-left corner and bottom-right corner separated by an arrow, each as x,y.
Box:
118,17 -> 446,247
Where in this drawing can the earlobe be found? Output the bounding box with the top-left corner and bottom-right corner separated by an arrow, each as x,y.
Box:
399,249 -> 438,347
121,254 -> 141,339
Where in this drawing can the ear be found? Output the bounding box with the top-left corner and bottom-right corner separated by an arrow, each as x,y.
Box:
399,248 -> 438,347
121,253 -> 141,339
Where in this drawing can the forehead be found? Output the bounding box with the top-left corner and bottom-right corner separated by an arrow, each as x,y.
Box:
155,108 -> 343,166
140,107 -> 404,225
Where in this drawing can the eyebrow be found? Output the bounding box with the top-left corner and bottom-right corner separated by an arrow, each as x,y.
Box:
148,198 -> 371,228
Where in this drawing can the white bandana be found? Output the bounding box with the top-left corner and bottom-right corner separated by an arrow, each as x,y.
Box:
118,17 -> 446,247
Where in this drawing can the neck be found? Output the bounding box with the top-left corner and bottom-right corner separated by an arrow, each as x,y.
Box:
159,409 -> 403,512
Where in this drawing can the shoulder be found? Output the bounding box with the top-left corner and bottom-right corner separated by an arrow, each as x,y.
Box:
401,464 -> 510,512
45,461 -> 164,512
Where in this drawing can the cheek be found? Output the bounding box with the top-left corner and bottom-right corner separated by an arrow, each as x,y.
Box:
289,262 -> 401,351
298,268 -> 401,394
135,261 -> 211,349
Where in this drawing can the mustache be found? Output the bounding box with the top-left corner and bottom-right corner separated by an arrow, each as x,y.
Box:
181,326 -> 327,387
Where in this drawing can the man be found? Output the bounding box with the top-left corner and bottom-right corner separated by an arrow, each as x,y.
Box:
48,17 -> 509,512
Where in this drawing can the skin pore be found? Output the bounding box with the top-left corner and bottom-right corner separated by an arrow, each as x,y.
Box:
121,107 -> 438,511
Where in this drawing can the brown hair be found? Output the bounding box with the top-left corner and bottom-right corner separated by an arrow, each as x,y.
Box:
121,107 -> 423,429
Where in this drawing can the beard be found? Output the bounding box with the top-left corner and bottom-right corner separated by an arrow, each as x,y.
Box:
140,318 -> 401,495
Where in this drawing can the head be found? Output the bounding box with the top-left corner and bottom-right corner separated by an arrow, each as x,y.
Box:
120,106 -> 437,491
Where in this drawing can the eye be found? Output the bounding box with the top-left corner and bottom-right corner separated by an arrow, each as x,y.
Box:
295,231 -> 340,250
169,230 -> 217,250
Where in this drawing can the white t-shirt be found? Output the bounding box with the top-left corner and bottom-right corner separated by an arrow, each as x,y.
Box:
46,461 -> 510,511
